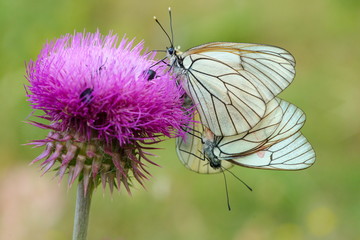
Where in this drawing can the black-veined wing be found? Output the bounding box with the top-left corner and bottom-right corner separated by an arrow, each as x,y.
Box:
213,98 -> 283,157
212,99 -> 315,170
180,56 -> 266,137
214,98 -> 306,159
176,98 -> 284,173
269,98 -> 306,142
176,114 -> 233,174
215,99 -> 305,158
177,42 -> 295,136
230,132 -> 315,170
184,42 -> 296,102
176,99 -> 315,172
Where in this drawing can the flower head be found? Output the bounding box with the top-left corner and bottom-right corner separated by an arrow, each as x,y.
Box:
26,31 -> 191,193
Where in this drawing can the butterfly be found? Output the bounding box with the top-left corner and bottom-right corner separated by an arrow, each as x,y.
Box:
154,8 -> 296,137
176,97 -> 315,173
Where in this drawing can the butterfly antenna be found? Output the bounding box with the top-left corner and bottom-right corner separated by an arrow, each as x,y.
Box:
222,170 -> 231,211
154,15 -> 173,47
168,7 -> 174,46
223,168 -> 253,192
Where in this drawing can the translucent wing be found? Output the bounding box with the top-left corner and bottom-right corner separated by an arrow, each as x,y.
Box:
269,98 -> 306,142
211,99 -> 315,170
176,100 -> 315,172
230,132 -> 315,170
178,42 -> 295,136
214,98 -> 283,157
185,42 -> 296,102
214,99 -> 306,159
181,58 -> 266,137
176,115 -> 233,174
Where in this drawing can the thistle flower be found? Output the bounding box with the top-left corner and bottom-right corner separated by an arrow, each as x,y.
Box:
25,31 -> 191,193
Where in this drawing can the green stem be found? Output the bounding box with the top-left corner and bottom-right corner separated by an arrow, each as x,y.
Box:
72,180 -> 94,240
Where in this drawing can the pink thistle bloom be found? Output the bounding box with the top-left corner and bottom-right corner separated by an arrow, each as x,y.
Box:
25,31 -> 191,193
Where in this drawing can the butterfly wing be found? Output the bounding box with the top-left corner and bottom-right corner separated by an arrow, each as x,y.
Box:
214,98 -> 283,157
215,99 -> 306,158
230,132 -> 315,170
185,42 -> 296,102
269,98 -> 306,142
181,57 -> 266,137
212,99 -> 315,170
176,99 -> 314,172
179,42 -> 295,136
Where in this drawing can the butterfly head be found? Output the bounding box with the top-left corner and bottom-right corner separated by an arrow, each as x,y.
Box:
167,45 -> 182,56
166,46 -> 177,62
167,46 -> 175,56
166,45 -> 184,69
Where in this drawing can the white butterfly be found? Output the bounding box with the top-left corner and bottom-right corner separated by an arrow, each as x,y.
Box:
155,9 -> 296,137
176,98 -> 316,173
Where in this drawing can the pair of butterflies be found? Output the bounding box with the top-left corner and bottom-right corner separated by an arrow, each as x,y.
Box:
155,9 -> 315,174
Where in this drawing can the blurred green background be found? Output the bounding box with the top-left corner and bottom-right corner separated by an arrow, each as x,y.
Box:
1,0 -> 359,239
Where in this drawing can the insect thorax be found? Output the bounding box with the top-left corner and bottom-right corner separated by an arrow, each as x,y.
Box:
202,139 -> 221,169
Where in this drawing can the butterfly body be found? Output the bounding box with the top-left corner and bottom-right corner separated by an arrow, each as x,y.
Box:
202,127 -> 222,170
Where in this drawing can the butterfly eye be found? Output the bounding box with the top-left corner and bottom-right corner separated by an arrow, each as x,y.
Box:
167,47 -> 175,55
143,69 -> 156,81
209,160 -> 221,169
80,88 -> 94,103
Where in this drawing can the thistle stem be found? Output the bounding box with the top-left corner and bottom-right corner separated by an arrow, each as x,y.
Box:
72,180 -> 94,240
